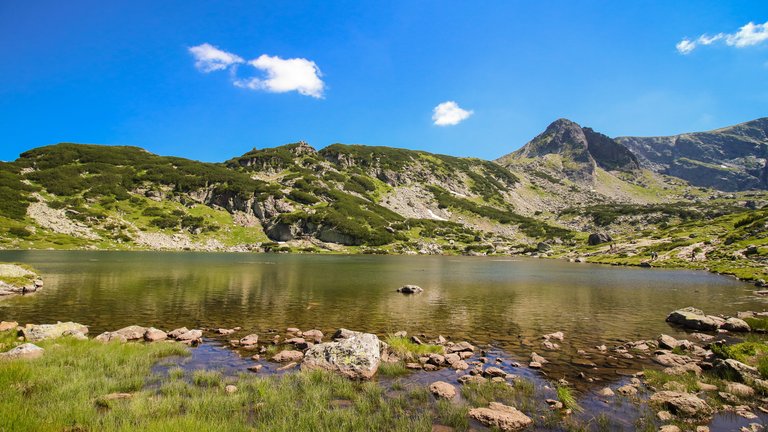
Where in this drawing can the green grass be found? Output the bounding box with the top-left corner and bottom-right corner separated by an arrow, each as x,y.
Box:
744,317 -> 768,332
378,361 -> 410,377
556,385 -> 583,413
435,399 -> 469,430
383,335 -> 444,358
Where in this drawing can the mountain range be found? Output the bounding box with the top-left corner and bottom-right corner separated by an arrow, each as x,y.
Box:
0,117 -> 766,259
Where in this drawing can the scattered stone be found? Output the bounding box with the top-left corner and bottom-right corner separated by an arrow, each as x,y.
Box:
735,405 -> 758,420
0,321 -> 18,332
21,322 -> 88,342
247,365 -> 262,373
597,344 -> 607,352
546,399 -> 563,410
225,385 -> 237,393
302,329 -> 381,380
543,331 -> 564,341
447,341 -> 475,354
394,331 -> 407,338
616,385 -> 637,396
216,328 -> 235,335
429,381 -> 456,399
715,358 -> 760,382
657,411 -> 673,421
176,329 -> 202,344
598,387 -> 614,397
95,332 -> 128,343
725,382 -> 755,398
542,341 -> 560,350
405,362 -> 422,370
113,325 -> 147,340
469,402 -> 533,431
723,317 -> 751,332
168,327 -> 189,339
277,362 -> 298,372
689,333 -> 714,342
302,330 -> 323,343
658,334 -> 679,350
659,426 -> 681,432
286,327 -> 301,335
572,358 -> 597,368
697,382 -> 718,392
0,343 -> 44,360
239,334 -> 259,346
529,361 -> 542,369
144,327 -> 167,342
458,375 -> 487,385
649,391 -> 712,418
653,351 -> 693,367
273,350 -> 304,363
397,285 -> 423,294
482,367 -> 507,378
530,352 -> 548,364
664,363 -> 702,376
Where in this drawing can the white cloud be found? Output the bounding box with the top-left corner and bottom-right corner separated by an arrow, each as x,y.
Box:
726,21 -> 768,47
234,55 -> 324,98
676,39 -> 696,55
432,101 -> 473,126
188,43 -> 244,72
189,44 -> 325,98
676,21 -> 768,54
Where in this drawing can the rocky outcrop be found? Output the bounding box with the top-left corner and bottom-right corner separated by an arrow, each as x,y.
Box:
301,329 -> 381,379
587,233 -> 613,246
0,264 -> 43,296
665,307 -> 719,331
21,322 -> 88,342
617,117 -> 768,191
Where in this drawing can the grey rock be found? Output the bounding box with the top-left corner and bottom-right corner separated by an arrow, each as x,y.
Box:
302,329 -> 381,379
0,343 -> 44,360
469,402 -> 533,431
21,322 -> 89,342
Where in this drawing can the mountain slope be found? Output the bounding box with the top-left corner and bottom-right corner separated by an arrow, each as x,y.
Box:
617,118 -> 768,191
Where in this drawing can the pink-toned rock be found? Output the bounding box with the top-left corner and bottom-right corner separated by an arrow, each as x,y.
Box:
114,325 -> 146,341
0,321 -> 18,332
144,328 -> 167,342
302,330 -> 323,343
168,327 -> 188,339
176,329 -> 202,343
239,334 -> 259,346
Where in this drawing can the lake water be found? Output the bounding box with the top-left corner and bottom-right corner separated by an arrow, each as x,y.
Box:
1,251 -> 764,358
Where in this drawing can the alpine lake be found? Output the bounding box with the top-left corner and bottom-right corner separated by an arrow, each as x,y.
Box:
2,250 -> 768,431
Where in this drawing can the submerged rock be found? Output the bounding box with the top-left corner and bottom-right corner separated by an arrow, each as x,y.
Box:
302,329 -> 381,379
0,343 -> 44,360
469,402 -> 533,431
21,322 -> 89,342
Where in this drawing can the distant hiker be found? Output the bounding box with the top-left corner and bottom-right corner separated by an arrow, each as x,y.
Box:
690,250 -> 696,261
650,251 -> 658,260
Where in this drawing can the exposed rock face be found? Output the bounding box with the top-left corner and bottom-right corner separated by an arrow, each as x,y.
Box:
649,391 -> 713,418
301,329 -> 381,379
468,402 -> 533,431
0,343 -> 44,360
498,118 -> 639,183
617,118 -> 768,191
21,322 -> 89,342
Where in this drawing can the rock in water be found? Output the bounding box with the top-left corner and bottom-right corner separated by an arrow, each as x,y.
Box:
114,325 -> 147,341
469,402 -> 533,431
0,343 -> 44,360
397,285 -> 423,294
302,329 -> 381,379
273,350 -> 304,362
665,307 -> 720,331
21,322 -> 89,342
429,381 -> 457,399
144,327 -> 167,342
649,391 -> 712,418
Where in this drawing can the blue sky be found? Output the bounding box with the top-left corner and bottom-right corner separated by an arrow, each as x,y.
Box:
1,1 -> 767,162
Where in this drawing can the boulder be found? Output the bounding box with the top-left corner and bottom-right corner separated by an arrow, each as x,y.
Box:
144,328 -> 167,342
588,233 -> 613,246
653,351 -> 693,367
0,343 -> 44,360
302,329 -> 323,343
649,391 -> 713,418
302,329 -> 381,379
447,341 -> 475,354
176,329 -> 202,343
21,322 -> 89,342
0,321 -> 18,332
723,317 -> 751,332
715,358 -> 760,382
666,307 -> 719,331
168,327 -> 188,339
273,350 -> 304,362
239,334 -> 259,346
95,331 -> 128,343
429,381 -> 457,399
725,382 -> 755,398
468,402 -> 533,431
483,367 -> 507,378
658,334 -> 679,350
114,325 -> 147,341
397,285 -> 423,294
537,242 -> 552,252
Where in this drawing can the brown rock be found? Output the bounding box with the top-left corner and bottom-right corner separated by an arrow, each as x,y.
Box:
468,402 -> 533,431
273,350 -> 304,362
649,391 -> 712,418
0,321 -> 18,332
144,327 -> 167,342
239,333 -> 259,346
168,327 -> 189,339
429,381 -> 457,399
302,330 -> 323,343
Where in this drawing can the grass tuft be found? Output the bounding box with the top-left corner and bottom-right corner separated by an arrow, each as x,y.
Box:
383,335 -> 444,359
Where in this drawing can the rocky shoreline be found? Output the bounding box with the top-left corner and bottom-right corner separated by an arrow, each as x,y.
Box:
3,308 -> 768,431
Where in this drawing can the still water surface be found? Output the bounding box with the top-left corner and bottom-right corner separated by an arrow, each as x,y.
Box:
1,250 -> 765,357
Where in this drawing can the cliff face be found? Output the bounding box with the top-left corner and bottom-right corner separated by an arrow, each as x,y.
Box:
616,118 -> 768,191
